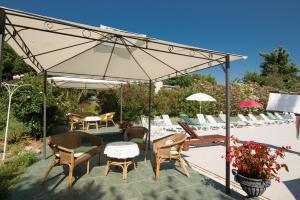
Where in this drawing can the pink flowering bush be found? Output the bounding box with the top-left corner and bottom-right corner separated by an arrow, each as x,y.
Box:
226,136 -> 290,182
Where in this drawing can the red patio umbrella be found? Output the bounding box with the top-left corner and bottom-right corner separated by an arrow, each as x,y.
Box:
238,100 -> 263,108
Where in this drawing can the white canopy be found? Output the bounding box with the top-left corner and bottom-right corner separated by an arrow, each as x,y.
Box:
2,7 -> 247,82
48,77 -> 125,90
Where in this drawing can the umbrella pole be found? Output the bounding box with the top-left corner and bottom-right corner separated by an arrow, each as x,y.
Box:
200,102 -> 202,114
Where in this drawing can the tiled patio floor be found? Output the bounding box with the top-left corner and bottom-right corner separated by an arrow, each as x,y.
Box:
9,128 -> 240,200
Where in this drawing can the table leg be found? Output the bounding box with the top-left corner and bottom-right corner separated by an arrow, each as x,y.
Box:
104,160 -> 110,176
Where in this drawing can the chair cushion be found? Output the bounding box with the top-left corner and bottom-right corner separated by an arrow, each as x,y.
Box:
170,146 -> 178,155
130,138 -> 144,144
74,145 -> 97,157
170,150 -> 179,155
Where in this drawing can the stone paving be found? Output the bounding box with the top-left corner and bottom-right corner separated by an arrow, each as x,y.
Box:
9,129 -> 243,200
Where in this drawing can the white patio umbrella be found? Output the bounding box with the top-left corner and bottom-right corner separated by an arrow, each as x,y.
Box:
186,93 -> 216,114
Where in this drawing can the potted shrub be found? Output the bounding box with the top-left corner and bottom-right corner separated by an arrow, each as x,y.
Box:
226,136 -> 290,198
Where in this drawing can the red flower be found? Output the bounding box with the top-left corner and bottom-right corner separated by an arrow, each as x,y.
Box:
223,136 -> 289,181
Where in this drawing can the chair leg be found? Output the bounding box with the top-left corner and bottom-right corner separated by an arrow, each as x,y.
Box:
41,159 -> 58,184
99,153 -> 101,166
87,159 -> 90,174
106,120 -> 108,128
155,158 -> 160,179
111,120 -> 116,126
144,148 -> 147,162
178,157 -> 190,177
68,165 -> 74,189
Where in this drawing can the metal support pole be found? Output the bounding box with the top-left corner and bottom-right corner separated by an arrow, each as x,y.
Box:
148,80 -> 152,150
225,55 -> 231,194
43,70 -> 47,159
1,82 -> 31,161
0,8 -> 5,92
120,84 -> 123,121
2,94 -> 12,160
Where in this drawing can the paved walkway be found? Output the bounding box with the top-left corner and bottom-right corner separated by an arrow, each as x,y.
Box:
182,122 -> 300,200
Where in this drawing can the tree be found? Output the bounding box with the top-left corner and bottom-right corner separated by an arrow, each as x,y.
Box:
163,74 -> 216,87
244,47 -> 300,91
2,43 -> 35,80
260,47 -> 299,77
243,72 -> 266,86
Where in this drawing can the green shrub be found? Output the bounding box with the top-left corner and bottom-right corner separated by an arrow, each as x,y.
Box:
11,75 -> 74,139
0,115 -> 27,144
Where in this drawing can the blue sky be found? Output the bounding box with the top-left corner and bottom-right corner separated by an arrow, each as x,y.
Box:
1,0 -> 299,83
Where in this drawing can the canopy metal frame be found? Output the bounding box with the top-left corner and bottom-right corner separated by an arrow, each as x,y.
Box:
1,7 -> 244,81
0,7 -> 245,194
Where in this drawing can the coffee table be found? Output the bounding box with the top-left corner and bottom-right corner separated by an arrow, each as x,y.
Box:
104,141 -> 140,179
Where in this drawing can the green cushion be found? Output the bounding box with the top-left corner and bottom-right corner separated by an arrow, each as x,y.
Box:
170,150 -> 179,155
130,138 -> 144,144
74,145 -> 97,154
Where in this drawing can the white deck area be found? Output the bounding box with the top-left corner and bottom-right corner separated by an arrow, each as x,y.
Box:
182,123 -> 300,200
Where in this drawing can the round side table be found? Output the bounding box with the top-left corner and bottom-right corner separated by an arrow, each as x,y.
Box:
104,141 -> 140,179
84,116 -> 101,130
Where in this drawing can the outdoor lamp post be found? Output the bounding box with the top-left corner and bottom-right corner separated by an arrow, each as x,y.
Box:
1,78 -> 31,161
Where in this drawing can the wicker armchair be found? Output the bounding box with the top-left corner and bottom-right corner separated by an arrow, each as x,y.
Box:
123,126 -> 148,161
67,112 -> 85,130
41,131 -> 102,188
153,133 -> 190,179
100,112 -> 116,127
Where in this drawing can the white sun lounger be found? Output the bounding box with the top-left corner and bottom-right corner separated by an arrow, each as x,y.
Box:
248,114 -> 265,125
196,114 -> 213,130
238,114 -> 259,126
219,114 -> 245,128
286,113 -> 296,122
162,114 -> 183,131
274,112 -> 292,123
290,113 -> 296,120
205,115 -> 225,129
259,113 -> 276,124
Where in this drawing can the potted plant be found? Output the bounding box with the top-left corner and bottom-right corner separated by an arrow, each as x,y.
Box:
225,136 -> 290,198
118,120 -> 133,133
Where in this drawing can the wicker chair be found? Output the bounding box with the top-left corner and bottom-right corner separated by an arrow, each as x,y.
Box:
153,133 -> 190,179
123,126 -> 148,161
67,112 -> 85,130
100,112 -> 116,128
41,131 -> 102,188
